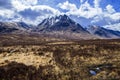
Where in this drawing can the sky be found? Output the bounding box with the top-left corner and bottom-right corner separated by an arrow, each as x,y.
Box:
0,0 -> 120,28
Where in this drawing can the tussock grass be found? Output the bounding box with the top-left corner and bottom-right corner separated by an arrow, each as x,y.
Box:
0,37 -> 120,80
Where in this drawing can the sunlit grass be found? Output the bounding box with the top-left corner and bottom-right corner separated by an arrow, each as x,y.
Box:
0,39 -> 120,80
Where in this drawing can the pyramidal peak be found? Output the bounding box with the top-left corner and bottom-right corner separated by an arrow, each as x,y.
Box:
36,14 -> 89,33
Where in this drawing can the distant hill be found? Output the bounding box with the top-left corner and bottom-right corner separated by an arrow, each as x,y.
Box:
86,25 -> 120,38
0,22 -> 30,33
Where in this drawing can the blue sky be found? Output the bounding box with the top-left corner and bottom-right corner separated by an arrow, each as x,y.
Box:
0,0 -> 120,29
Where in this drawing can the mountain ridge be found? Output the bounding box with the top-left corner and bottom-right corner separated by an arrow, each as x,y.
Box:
86,25 -> 120,38
35,15 -> 89,33
0,14 -> 120,39
33,14 -> 97,39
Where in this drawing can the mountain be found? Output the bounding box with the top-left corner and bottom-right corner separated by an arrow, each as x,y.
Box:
0,15 -> 119,39
86,25 -> 120,38
0,22 -> 30,33
33,15 -> 97,39
16,22 -> 31,29
35,15 -> 88,33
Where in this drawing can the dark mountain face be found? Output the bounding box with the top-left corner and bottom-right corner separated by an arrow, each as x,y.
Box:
16,22 -> 31,29
0,22 -> 17,33
86,26 -> 120,38
0,22 -> 30,33
36,15 -> 89,33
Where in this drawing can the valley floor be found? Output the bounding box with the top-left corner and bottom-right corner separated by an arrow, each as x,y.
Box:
0,35 -> 120,80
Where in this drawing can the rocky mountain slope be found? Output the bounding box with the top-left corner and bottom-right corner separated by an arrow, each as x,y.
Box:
33,15 -> 97,39
36,15 -> 88,33
0,22 -> 30,33
86,25 -> 120,38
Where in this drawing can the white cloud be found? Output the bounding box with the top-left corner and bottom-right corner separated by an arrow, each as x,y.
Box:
0,0 -> 119,26
58,1 -> 103,19
31,5 -> 60,15
10,0 -> 61,25
106,5 -> 116,14
79,1 -> 103,18
11,0 -> 30,11
80,0 -> 84,3
0,9 -> 15,18
12,0 -> 38,7
24,0 -> 38,5
58,1 -> 120,26
104,8 -> 120,21
57,1 -> 77,11
110,13 -> 120,21
103,23 -> 120,31
94,0 -> 101,8
11,0 -> 60,15
19,6 -> 60,25
91,16 -> 102,23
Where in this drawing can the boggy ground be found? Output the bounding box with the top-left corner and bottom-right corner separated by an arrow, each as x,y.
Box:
0,38 -> 120,80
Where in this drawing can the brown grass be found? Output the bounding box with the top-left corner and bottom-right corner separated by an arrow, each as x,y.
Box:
0,35 -> 120,80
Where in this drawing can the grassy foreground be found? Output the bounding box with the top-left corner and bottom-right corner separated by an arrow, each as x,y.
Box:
0,38 -> 120,80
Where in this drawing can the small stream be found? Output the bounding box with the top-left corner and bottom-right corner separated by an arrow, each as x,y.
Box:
89,64 -> 113,75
